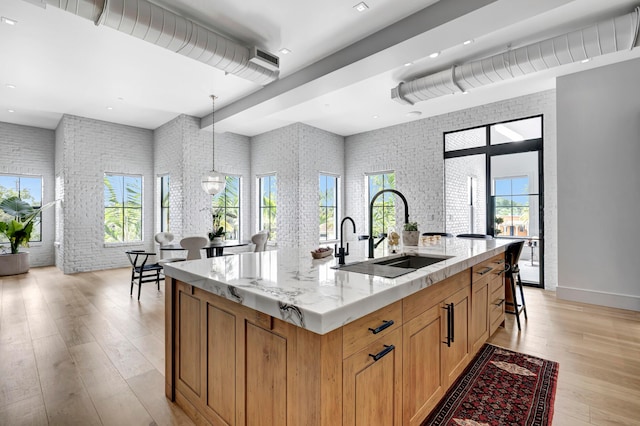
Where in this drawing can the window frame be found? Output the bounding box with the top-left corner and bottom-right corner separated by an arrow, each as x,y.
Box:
212,175 -> 241,241
319,173 -> 339,242
366,171 -> 396,238
104,173 -> 143,244
159,174 -> 170,233
0,174 -> 44,243
257,174 -> 277,242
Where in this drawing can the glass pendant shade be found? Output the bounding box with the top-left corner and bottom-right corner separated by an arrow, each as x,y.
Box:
201,170 -> 226,195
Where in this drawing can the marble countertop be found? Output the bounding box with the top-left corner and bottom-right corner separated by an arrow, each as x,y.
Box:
163,237 -> 511,335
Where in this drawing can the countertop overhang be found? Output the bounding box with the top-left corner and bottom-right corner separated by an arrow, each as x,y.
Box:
163,238 -> 511,335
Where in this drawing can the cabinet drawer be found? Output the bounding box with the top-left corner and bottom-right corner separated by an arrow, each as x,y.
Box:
489,272 -> 504,294
489,286 -> 505,335
343,301 -> 402,359
471,254 -> 504,282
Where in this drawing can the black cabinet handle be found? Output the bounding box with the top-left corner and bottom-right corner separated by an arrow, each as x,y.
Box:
494,298 -> 505,307
496,269 -> 505,276
494,259 -> 505,265
368,319 -> 394,334
477,267 -> 493,276
442,304 -> 452,347
369,344 -> 395,362
450,302 -> 455,343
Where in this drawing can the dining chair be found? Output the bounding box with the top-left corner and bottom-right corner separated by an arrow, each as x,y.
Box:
125,250 -> 163,300
180,236 -> 209,260
422,232 -> 453,237
154,231 -> 186,264
251,231 -> 269,252
456,233 -> 494,239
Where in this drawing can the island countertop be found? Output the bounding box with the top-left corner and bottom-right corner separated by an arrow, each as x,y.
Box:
162,237 -> 511,335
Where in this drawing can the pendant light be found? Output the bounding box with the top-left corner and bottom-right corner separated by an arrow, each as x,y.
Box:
201,94 -> 226,195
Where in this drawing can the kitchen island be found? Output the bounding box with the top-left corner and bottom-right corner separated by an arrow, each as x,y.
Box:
163,238 -> 510,425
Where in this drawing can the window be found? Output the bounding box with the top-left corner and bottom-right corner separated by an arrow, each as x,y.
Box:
319,174 -> 338,241
258,175 -> 277,241
494,176 -> 530,237
0,174 -> 43,242
367,172 -> 395,238
212,175 -> 241,240
104,174 -> 142,243
160,175 -> 170,232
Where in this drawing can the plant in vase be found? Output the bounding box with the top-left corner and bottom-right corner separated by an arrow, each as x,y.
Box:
402,221 -> 419,246
0,196 -> 55,275
208,210 -> 225,244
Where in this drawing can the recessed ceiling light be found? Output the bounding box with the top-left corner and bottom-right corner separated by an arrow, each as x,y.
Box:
372,115 -> 379,119
8,109 -> 15,113
354,2 -> 369,12
463,39 -> 473,46
117,96 -> 125,101
429,52 -> 440,59
581,58 -> 590,63
5,84 -> 16,89
279,48 -> 291,55
1,17 -> 18,26
106,106 -> 113,110
406,111 -> 422,117
404,62 -> 413,67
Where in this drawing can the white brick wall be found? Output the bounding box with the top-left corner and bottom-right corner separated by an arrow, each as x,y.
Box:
345,90 -> 558,289
251,123 -> 345,251
56,115 -> 155,273
0,121 -> 55,267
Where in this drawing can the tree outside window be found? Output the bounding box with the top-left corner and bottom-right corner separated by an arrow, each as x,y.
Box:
319,174 -> 338,241
368,172 -> 395,238
259,175 -> 276,241
0,174 -> 43,243
212,175 -> 240,240
104,174 -> 142,242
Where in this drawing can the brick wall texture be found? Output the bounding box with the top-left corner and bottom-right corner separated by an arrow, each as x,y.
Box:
0,90 -> 556,287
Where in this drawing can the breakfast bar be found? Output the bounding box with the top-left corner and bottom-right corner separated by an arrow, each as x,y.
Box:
163,238 -> 510,425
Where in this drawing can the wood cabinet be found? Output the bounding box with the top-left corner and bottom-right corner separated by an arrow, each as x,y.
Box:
402,270 -> 470,426
166,252 -> 506,426
343,328 -> 402,426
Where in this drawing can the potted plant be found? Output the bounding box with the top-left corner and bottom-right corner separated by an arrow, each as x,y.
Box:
0,196 -> 55,276
208,210 -> 225,244
402,221 -> 419,246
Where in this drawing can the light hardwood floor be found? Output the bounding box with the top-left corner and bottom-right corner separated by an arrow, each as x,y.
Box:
1,266 -> 639,425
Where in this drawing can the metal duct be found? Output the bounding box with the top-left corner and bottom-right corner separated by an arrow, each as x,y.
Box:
392,7 -> 640,105
45,0 -> 279,85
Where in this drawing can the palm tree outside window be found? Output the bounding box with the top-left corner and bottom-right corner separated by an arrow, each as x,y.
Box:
212,175 -> 240,240
104,174 -> 142,242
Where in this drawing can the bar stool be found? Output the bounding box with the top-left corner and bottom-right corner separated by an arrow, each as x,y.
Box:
504,240 -> 528,330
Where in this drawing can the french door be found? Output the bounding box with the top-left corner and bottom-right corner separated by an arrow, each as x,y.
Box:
444,116 -> 544,288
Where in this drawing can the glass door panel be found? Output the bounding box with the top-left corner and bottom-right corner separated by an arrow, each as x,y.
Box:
490,151 -> 541,286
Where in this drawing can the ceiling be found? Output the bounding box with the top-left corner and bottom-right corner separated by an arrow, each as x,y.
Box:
1,0 -> 639,137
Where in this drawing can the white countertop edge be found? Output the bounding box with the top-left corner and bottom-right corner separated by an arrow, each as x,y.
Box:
164,242 -> 510,335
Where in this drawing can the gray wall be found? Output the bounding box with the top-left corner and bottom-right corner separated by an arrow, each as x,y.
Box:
557,57 -> 640,311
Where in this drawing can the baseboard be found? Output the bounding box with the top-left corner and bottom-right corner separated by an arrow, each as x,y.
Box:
556,286 -> 640,312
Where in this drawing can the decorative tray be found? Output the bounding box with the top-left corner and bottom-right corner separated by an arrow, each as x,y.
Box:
311,247 -> 334,259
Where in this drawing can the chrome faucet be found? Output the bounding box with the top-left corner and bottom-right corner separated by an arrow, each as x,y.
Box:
335,216 -> 356,265
368,189 -> 410,258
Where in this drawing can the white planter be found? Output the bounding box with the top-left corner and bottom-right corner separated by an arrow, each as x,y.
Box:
0,252 -> 30,276
402,230 -> 419,246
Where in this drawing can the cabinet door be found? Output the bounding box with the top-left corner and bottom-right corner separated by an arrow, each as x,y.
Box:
245,322 -> 288,426
403,304 -> 445,426
344,328 -> 402,426
469,275 -> 490,355
175,283 -> 203,400
442,286 -> 471,389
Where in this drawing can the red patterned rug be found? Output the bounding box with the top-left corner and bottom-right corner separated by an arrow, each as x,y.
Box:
422,344 -> 559,426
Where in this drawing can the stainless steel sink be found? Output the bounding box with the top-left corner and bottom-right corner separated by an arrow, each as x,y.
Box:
332,254 -> 451,278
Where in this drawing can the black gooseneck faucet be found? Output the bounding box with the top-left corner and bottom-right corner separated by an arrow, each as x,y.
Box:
336,216 -> 356,265
368,189 -> 410,258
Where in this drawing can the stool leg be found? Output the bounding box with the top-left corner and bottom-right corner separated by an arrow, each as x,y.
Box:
138,274 -> 143,300
157,270 -> 160,291
517,271 -> 528,320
